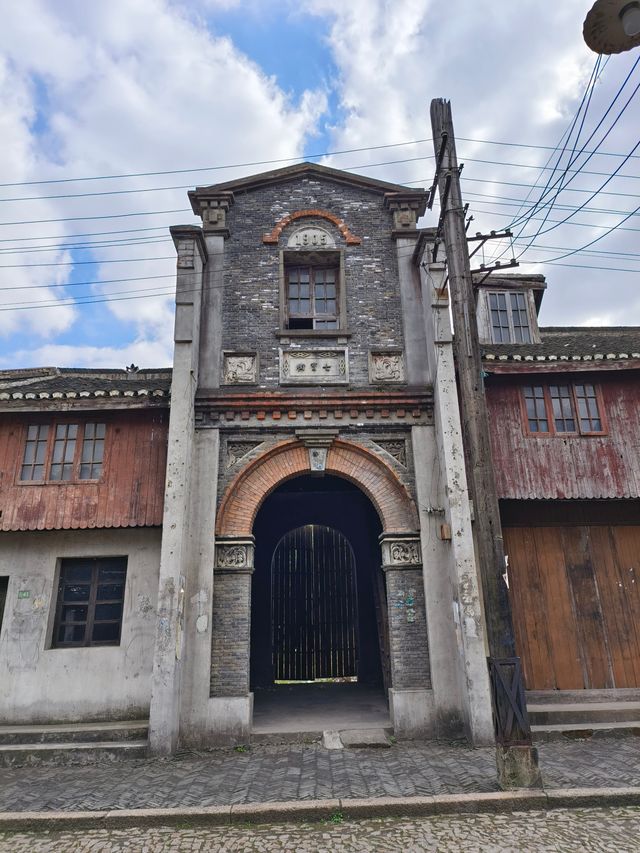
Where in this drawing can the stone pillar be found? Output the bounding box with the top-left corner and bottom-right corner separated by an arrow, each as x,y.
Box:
415,251 -> 494,746
208,536 -> 255,744
148,227 -> 207,755
177,427 -> 220,748
380,534 -> 434,738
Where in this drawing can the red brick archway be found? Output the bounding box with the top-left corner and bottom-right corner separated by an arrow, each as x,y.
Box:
216,439 -> 418,536
262,209 -> 362,245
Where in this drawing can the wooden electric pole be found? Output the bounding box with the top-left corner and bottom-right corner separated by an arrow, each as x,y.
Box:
429,99 -> 540,786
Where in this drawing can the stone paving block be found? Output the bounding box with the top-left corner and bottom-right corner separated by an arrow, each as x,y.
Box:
230,798 -> 341,824
339,729 -> 390,748
322,730 -> 344,750
102,804 -> 231,829
546,786 -> 640,810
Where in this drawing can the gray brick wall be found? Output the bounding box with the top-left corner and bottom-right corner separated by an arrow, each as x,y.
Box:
210,571 -> 252,696
220,176 -> 404,388
385,568 -> 431,690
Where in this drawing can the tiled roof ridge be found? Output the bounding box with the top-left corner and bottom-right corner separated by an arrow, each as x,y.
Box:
540,326 -> 638,333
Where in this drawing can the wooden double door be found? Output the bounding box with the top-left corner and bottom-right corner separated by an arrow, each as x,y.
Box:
505,521 -> 640,690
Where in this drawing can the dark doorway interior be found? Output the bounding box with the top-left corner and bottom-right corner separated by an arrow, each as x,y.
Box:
272,524 -> 358,682
251,475 -> 388,728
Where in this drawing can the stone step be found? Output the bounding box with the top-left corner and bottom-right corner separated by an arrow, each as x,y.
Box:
528,702 -> 640,726
531,721 -> 640,742
526,689 -> 640,705
0,740 -> 148,767
0,720 -> 149,746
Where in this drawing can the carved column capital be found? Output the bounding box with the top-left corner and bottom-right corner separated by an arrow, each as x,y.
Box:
379,533 -> 423,570
214,537 -> 255,574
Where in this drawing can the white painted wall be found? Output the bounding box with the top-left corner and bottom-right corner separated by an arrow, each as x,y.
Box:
0,528 -> 160,724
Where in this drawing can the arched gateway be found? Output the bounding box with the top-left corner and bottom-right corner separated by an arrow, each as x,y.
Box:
211,438 -> 432,737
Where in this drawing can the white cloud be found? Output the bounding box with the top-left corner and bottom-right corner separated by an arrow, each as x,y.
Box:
3,339 -> 174,370
0,0 -> 327,366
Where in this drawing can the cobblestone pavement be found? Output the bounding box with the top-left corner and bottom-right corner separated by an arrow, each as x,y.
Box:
1,807 -> 640,852
0,739 -> 638,813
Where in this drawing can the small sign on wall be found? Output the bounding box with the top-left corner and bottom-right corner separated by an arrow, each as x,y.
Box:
17,590 -> 30,599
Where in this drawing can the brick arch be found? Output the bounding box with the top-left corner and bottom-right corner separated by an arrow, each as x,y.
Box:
262,209 -> 362,245
216,439 -> 418,536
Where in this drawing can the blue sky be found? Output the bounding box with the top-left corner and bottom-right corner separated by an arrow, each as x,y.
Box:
0,0 -> 639,369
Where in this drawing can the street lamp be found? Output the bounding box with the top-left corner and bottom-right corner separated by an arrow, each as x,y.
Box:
584,0 -> 640,53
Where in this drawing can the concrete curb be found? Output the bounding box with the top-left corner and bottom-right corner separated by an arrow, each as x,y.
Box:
1,788 -> 639,831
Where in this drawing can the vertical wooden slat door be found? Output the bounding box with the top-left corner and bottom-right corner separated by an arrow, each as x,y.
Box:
504,524 -> 640,690
271,524 -> 358,682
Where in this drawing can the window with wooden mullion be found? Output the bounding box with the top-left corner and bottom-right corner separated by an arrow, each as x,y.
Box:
574,383 -> 603,433
523,385 -> 549,433
53,557 -> 126,647
19,421 -> 106,482
488,291 -> 532,344
549,384 -> 577,433
523,382 -> 605,436
287,266 -> 338,330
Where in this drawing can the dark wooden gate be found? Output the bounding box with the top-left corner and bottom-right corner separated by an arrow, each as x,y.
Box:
271,524 -> 358,681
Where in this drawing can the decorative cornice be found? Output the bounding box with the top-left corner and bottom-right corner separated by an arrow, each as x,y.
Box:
194,388 -> 432,426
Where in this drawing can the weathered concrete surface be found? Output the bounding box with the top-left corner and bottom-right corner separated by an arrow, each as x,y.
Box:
414,251 -> 494,746
0,528 -> 160,725
148,228 -> 206,756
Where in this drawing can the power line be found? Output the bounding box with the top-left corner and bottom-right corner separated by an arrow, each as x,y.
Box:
509,56 -> 640,234
0,139 -> 433,188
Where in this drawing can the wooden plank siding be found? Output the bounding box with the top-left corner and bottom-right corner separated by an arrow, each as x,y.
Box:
0,411 -> 168,530
504,523 -> 640,690
486,374 -> 640,499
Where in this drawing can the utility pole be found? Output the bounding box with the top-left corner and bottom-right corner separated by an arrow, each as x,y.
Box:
429,98 -> 541,789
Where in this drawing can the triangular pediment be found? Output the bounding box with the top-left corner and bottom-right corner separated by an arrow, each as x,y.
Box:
189,161 -> 426,209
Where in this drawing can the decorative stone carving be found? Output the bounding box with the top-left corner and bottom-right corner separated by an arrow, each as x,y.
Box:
369,351 -> 405,384
217,546 -> 247,568
309,447 -> 328,472
226,442 -> 263,469
280,349 -> 348,385
380,535 -> 422,569
287,226 -> 336,249
176,239 -> 195,269
375,439 -> 407,467
223,352 -> 258,385
215,538 -> 255,571
390,542 -> 421,565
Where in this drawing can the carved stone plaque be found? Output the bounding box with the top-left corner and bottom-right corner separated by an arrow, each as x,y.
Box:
287,226 -> 336,249
380,535 -> 422,569
226,442 -> 263,469
223,352 -> 258,385
215,538 -> 255,571
280,348 -> 348,385
375,439 -> 407,467
369,351 -> 405,384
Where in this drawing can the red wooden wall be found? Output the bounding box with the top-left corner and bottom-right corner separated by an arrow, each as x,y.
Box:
486,374 -> 640,499
0,410 -> 168,530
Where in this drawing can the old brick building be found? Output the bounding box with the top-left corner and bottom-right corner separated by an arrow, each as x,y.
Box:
0,162 -> 497,754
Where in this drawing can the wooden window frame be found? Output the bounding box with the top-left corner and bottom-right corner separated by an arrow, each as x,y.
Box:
18,419 -> 107,484
487,290 -> 533,344
52,557 -> 127,648
521,382 -> 607,437
278,249 -> 348,337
